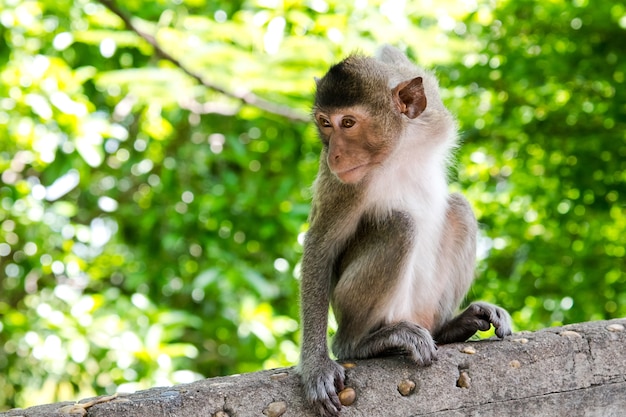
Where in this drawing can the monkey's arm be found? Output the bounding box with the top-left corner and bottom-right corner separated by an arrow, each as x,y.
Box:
299,231 -> 346,417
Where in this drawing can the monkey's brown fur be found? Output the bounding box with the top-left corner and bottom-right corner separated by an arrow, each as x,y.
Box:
299,45 -> 512,417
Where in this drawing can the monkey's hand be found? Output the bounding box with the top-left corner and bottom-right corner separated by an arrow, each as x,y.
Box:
300,356 -> 345,417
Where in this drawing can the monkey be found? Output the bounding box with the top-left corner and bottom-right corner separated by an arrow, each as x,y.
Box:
298,45 -> 512,417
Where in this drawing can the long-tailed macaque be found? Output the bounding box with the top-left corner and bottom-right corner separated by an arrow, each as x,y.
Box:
299,45 -> 512,417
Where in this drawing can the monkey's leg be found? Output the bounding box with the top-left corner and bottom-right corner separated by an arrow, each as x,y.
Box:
330,210 -> 437,365
433,301 -> 512,344
430,194 -> 512,344
346,321 -> 437,365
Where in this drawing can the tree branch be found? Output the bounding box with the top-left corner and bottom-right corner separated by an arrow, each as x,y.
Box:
97,0 -> 310,122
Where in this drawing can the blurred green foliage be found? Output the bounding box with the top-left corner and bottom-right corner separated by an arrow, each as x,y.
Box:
0,0 -> 624,410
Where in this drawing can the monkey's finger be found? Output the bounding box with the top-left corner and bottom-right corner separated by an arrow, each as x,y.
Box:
495,327 -> 509,338
313,385 -> 341,417
317,400 -> 340,417
487,306 -> 512,338
326,377 -> 343,410
493,319 -> 513,338
474,318 -> 492,332
334,374 -> 345,392
326,392 -> 342,416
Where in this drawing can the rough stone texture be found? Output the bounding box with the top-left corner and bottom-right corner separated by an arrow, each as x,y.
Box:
3,319 -> 625,417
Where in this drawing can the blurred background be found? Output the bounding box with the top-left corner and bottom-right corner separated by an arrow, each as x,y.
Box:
0,0 -> 624,410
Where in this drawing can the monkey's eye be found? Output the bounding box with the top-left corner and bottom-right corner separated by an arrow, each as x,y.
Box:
341,118 -> 356,128
318,116 -> 331,128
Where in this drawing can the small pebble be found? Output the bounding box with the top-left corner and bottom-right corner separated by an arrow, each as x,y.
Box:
457,371 -> 471,389
560,330 -> 581,339
338,387 -> 356,406
397,379 -> 416,396
160,391 -> 180,398
270,372 -> 289,381
263,401 -> 287,417
460,346 -> 476,354
607,324 -> 625,332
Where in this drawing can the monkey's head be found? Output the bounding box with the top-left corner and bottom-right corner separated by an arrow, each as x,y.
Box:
313,55 -> 427,184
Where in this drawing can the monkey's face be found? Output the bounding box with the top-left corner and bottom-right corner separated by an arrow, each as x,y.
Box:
315,107 -> 392,184
312,54 -> 424,184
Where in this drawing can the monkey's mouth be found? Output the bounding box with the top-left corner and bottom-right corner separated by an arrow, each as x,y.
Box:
335,164 -> 368,184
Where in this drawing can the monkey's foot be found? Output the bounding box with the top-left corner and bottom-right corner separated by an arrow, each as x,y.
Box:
463,301 -> 512,338
341,321 -> 438,366
435,301 -> 513,344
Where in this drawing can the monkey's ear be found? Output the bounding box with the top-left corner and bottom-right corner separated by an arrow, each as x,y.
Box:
392,77 -> 427,119
314,76 -> 321,86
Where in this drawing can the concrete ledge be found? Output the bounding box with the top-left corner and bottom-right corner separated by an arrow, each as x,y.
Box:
3,319 -> 625,417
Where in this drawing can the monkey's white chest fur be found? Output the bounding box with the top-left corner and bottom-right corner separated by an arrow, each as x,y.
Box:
365,126 -> 452,331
